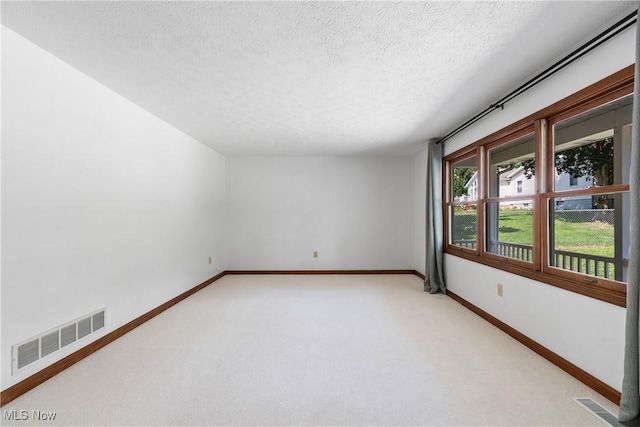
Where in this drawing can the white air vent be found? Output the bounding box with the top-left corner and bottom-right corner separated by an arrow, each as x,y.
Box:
12,308 -> 106,374
77,317 -> 92,339
92,311 -> 105,331
40,331 -> 60,358
17,340 -> 39,370
60,324 -> 77,347
574,398 -> 621,427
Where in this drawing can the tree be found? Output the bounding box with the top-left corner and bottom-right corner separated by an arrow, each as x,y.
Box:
453,167 -> 475,198
520,137 -> 614,208
554,137 -> 614,187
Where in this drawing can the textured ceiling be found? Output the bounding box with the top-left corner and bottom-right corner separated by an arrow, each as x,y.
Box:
2,1 -> 637,156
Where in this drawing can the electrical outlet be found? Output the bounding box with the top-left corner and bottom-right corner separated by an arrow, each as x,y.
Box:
313,251 -> 318,258
208,257 -> 212,265
497,283 -> 504,297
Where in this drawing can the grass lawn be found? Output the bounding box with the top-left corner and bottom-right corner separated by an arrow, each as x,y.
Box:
452,208 -> 617,278
452,209 -> 615,258
553,219 -> 614,258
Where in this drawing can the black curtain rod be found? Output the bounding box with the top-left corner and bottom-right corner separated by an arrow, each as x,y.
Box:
436,8 -> 638,145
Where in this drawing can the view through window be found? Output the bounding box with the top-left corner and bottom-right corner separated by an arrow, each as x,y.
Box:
443,67 -> 634,306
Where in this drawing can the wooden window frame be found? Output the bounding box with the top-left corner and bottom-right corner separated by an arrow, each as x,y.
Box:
445,150 -> 480,255
443,65 -> 634,308
481,127 -> 538,270
542,87 -> 632,296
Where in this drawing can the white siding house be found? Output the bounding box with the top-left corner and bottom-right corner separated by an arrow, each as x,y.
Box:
462,168 -> 591,209
498,167 -> 535,197
553,172 -> 593,209
462,171 -> 478,202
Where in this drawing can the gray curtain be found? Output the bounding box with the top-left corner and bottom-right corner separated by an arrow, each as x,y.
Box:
619,9 -> 640,425
425,139 -> 446,294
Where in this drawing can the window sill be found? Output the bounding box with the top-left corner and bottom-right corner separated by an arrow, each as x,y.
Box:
444,247 -> 626,307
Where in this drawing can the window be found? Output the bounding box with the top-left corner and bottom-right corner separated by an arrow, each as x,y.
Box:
548,94 -> 632,284
443,66 -> 633,306
485,132 -> 536,263
449,154 -> 478,250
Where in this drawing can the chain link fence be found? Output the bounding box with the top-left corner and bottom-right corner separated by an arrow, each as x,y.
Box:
553,208 -> 614,225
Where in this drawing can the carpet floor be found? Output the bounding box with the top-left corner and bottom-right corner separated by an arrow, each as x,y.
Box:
2,274 -> 618,426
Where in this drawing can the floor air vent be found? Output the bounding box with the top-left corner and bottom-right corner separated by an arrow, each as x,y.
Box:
574,397 -> 622,427
12,308 -> 106,374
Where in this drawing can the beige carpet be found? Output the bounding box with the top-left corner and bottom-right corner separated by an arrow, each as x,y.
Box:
2,274 -> 616,426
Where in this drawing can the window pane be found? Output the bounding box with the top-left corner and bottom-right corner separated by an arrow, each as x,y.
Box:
485,201 -> 533,262
488,134 -> 535,197
550,193 -> 629,282
553,94 -> 633,190
452,156 -> 478,202
450,205 -> 477,249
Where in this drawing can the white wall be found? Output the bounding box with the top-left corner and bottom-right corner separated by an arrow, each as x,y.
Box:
437,24 -> 636,391
445,258 -> 626,389
225,157 -> 414,270
1,28 -> 226,390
